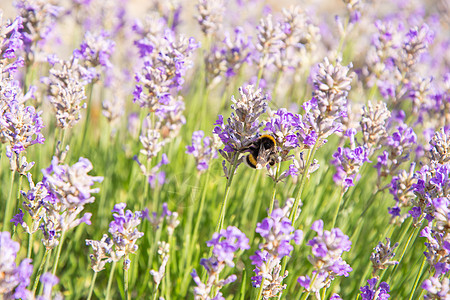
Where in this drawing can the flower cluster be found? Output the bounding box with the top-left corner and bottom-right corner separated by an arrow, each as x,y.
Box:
360,278 -> 391,300
108,203 -> 144,270
86,203 -> 147,272
143,202 -> 180,236
422,276 -> 449,299
196,0 -> 224,37
302,58 -> 355,144
360,101 -> 391,157
186,130 -> 218,172
73,30 -> 116,81
298,220 -> 352,298
0,13 -> 24,74
205,27 -> 252,85
374,124 -> 417,188
41,56 -> 88,129
250,199 -> 303,299
191,226 -> 249,300
370,238 -> 399,276
14,151 -> 102,249
0,231 -> 33,299
388,163 -> 417,223
213,85 -> 268,175
331,129 -> 370,189
14,0 -> 62,65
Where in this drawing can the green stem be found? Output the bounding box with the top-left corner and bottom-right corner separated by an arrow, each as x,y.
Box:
408,256 -> 427,300
255,278 -> 265,300
256,67 -> 264,88
87,272 -> 98,300
151,283 -> 160,300
289,141 -> 319,225
27,232 -> 34,259
268,162 -> 281,214
52,230 -> 66,276
106,261 -> 117,300
215,153 -> 239,234
32,249 -> 51,296
124,262 -> 130,300
3,171 -> 16,231
331,186 -> 345,229
81,83 -> 94,149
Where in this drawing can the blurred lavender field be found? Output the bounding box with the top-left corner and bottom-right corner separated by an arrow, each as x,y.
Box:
0,0 -> 449,299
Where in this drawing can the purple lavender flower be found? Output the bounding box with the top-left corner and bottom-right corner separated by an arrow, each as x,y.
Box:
422,276 -> 449,299
298,220 -> 352,297
331,144 -> 369,189
360,278 -> 391,300
109,203 -> 144,269
0,15 -> 24,74
213,85 -> 268,175
14,0 -> 63,65
86,234 -> 113,272
0,99 -> 45,155
250,200 -> 303,298
42,156 -> 103,209
196,0 -> 224,37
186,130 -> 218,172
0,231 -> 33,299
192,226 -> 249,299
38,272 -> 59,300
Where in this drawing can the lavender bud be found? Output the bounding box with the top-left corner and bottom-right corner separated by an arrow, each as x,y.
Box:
370,238 -> 399,276
195,0 -> 224,37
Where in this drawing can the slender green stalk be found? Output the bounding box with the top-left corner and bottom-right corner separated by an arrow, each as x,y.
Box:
27,232 -> 34,259
268,162 -> 281,214
87,272 -> 98,300
408,257 -> 427,300
124,262 -> 130,300
239,268 -> 247,300
80,83 -> 95,148
289,140 -> 319,225
32,249 -> 51,296
3,171 -> 16,231
256,67 -> 264,88
106,261 -> 117,300
255,278 -> 266,300
331,186 -> 345,229
151,284 -> 160,300
386,223 -> 420,283
215,152 -> 239,234
52,230 -> 66,276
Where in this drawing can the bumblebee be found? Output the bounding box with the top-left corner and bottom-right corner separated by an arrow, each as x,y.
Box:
245,135 -> 278,169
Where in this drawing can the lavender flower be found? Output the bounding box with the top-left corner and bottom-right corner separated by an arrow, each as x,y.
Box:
388,163 -> 416,223
360,278 -> 391,300
0,99 -> 45,155
191,226 -> 249,299
42,156 -> 103,209
250,199 -> 303,299
374,124 -> 417,187
213,85 -> 268,175
255,14 -> 285,70
74,31 -> 115,69
196,0 -> 224,37
370,238 -> 399,276
109,203 -> 144,270
0,231 -> 33,299
422,276 -> 449,299
331,142 -> 369,189
301,58 -> 354,144
298,220 -> 352,297
186,130 -> 218,172
36,153 -> 102,249
38,272 -> 59,300
0,13 -> 24,74
150,241 -> 170,286
42,56 -> 88,129
360,101 -> 391,157
14,0 -> 62,65
86,234 -> 113,272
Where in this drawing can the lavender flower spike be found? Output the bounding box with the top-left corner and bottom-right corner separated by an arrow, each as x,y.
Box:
0,231 -> 33,299
191,226 -> 249,299
109,203 -> 144,270
251,199 -> 303,299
